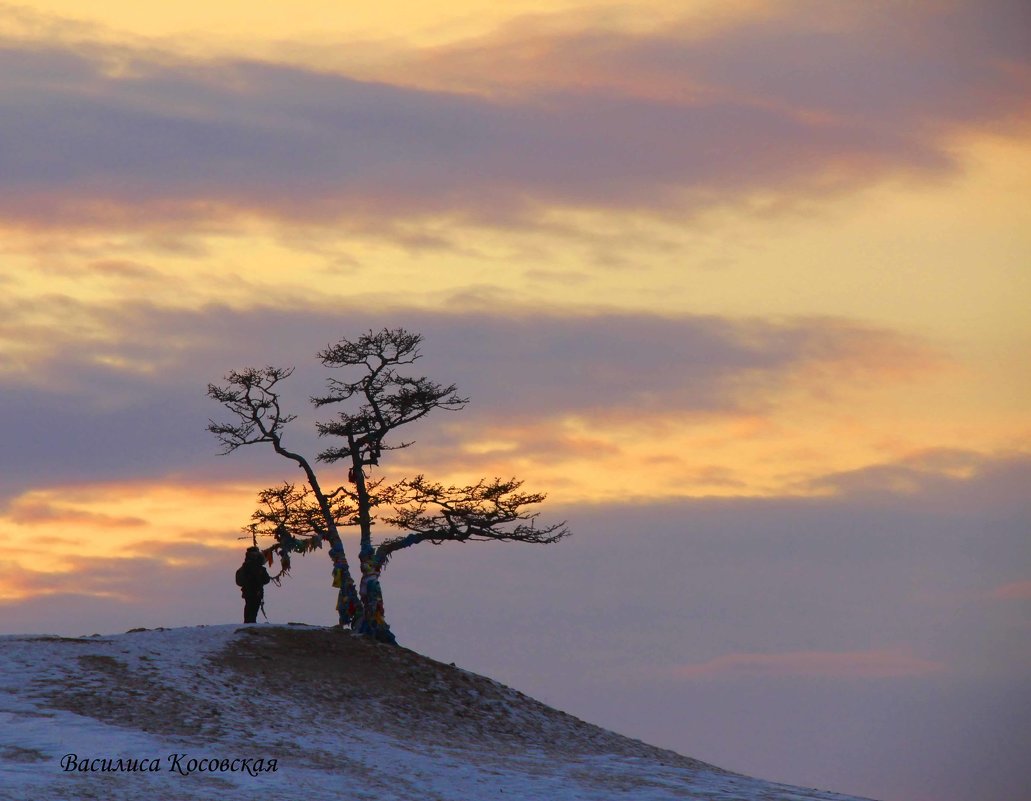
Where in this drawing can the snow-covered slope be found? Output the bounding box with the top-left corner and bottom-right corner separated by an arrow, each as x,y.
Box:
0,625 -> 876,801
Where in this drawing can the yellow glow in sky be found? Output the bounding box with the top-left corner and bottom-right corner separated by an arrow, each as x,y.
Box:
9,0 -> 709,48
1,0 -> 1028,593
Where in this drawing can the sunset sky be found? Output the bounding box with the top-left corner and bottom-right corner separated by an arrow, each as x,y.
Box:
1,2 -> 1028,800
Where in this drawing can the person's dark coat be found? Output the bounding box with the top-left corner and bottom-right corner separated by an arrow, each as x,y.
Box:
237,549 -> 271,623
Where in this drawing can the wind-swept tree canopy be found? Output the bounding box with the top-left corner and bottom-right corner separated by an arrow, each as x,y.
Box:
379,476 -> 567,561
207,328 -> 568,643
313,328 -> 467,464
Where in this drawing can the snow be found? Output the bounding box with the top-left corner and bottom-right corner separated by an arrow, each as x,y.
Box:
0,625 -> 877,800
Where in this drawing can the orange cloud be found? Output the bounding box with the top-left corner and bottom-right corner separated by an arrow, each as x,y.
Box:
0,540 -> 236,603
0,479 -> 260,572
6,498 -> 146,528
988,580 -> 1031,601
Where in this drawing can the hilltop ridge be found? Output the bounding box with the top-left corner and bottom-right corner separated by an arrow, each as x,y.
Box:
0,625 -> 877,801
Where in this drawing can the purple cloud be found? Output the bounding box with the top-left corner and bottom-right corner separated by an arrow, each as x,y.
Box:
0,0 -> 1026,234
666,648 -> 946,680
0,299 -> 939,500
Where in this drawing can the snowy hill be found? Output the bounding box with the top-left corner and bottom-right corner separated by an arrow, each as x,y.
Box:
0,625 -> 877,801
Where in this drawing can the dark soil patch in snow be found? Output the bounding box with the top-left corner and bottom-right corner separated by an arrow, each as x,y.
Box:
212,625 -> 713,772
0,745 -> 49,763
40,651 -> 224,738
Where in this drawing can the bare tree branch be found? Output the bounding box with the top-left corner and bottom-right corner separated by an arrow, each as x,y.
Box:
311,329 -> 467,467
206,366 -> 297,454
376,475 -> 569,564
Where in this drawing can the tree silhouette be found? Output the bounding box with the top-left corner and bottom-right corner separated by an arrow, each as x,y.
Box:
208,328 -> 568,642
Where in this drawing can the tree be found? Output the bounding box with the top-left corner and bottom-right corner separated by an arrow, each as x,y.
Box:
207,328 -> 568,642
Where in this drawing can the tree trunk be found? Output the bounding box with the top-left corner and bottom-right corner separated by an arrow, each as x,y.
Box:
350,441 -> 395,643
359,556 -> 396,644
332,552 -> 364,630
350,445 -> 374,560
268,436 -> 365,629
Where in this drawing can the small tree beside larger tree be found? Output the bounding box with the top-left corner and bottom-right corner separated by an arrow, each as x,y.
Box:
207,328 -> 568,643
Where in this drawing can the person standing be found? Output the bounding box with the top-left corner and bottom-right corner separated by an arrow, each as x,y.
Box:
236,546 -> 271,623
